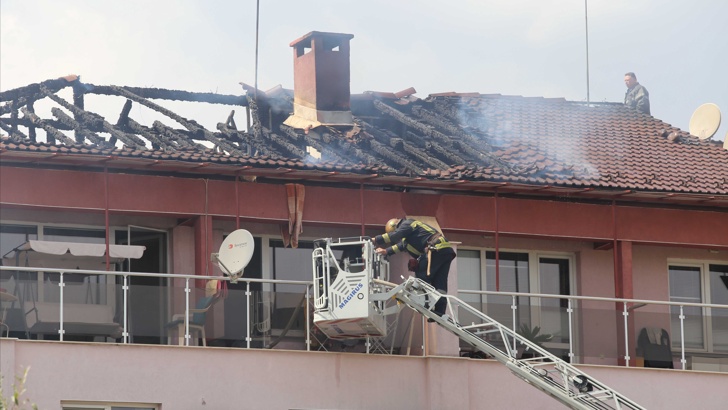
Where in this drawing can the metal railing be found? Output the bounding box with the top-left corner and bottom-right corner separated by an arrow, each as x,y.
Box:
3,265 -> 728,371
0,266 -> 312,349
458,288 -> 728,370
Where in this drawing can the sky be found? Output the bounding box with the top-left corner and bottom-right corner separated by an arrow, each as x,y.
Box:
1,0 -> 727,143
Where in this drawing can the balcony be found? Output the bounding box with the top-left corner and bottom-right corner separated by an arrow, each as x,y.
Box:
3,265 -> 728,409
2,265 -> 728,371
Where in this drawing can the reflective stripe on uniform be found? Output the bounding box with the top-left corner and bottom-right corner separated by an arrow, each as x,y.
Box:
405,243 -> 422,256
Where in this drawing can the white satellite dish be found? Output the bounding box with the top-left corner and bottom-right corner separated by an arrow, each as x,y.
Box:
689,103 -> 721,140
213,229 -> 254,282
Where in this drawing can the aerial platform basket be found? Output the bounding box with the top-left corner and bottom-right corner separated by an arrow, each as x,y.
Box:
312,237 -> 391,339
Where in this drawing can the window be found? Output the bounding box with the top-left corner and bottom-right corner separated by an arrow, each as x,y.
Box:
669,262 -> 728,352
42,227 -> 109,305
268,239 -> 314,334
485,251 -> 531,330
456,249 -> 482,308
62,402 -> 158,410
270,239 -> 314,297
457,248 -> 575,354
710,265 -> 728,351
0,224 -> 38,258
0,224 -> 39,297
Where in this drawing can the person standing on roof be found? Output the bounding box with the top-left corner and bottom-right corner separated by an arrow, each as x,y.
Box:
623,72 -> 650,115
372,218 -> 456,320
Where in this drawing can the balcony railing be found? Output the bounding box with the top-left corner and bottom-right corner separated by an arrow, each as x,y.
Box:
2,266 -> 728,371
457,288 -> 728,370
0,266 -> 313,350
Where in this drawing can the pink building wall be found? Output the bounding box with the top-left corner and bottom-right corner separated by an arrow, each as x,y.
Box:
2,339 -> 728,409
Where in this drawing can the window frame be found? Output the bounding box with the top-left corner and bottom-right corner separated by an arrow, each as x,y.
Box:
457,246 -> 577,352
61,401 -> 159,410
667,259 -> 728,353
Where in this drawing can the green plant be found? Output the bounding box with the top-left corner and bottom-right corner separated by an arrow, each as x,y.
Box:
517,323 -> 553,349
0,367 -> 38,410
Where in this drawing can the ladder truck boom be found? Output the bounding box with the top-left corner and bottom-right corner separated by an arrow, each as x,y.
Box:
374,277 -> 646,410
312,237 -> 645,410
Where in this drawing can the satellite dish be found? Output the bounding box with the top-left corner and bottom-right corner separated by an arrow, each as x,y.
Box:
214,229 -> 254,282
689,103 -> 721,140
724,131 -> 728,150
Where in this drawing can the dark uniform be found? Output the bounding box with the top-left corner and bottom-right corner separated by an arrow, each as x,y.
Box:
373,219 -> 456,316
624,83 -> 650,115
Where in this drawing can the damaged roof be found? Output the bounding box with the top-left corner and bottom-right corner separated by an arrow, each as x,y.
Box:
1,76 -> 728,206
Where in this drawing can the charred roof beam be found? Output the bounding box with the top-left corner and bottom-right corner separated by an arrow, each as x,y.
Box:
90,85 -> 247,106
0,77 -> 75,103
412,105 -> 492,152
26,102 -> 37,142
262,128 -> 306,158
51,107 -> 110,146
217,123 -> 268,156
367,137 -> 423,175
0,121 -> 28,141
109,86 -> 243,155
246,94 -> 297,158
279,125 -> 349,164
125,119 -> 173,151
361,120 -> 448,171
0,117 -> 69,133
404,131 -> 464,166
152,121 -> 202,150
40,85 -> 147,149
0,95 -> 39,116
374,100 -> 518,174
20,107 -> 75,145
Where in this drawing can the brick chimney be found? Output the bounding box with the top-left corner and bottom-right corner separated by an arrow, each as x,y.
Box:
284,31 -> 355,129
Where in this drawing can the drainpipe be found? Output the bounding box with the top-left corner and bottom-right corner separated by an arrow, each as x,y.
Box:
612,200 -> 630,366
612,200 -> 620,298
235,173 -> 240,230
495,189 -> 500,292
360,183 -> 365,236
204,179 -> 210,277
104,166 -> 110,270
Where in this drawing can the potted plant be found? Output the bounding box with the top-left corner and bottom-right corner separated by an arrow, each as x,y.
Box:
517,323 -> 553,359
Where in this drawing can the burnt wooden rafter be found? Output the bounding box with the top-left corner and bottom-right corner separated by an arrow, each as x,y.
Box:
40,85 -> 147,149
279,125 -> 348,164
246,94 -> 300,158
50,107 -> 109,146
361,120 -> 446,171
216,123 -> 266,156
412,105 -> 494,153
374,100 -> 522,174
152,121 -> 200,150
90,85 -> 247,106
319,125 -> 380,166
108,86 -> 243,155
126,119 -> 170,151
404,131 -> 463,166
0,121 -> 27,140
20,107 -> 75,145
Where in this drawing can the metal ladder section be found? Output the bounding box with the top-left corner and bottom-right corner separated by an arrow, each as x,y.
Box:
375,277 -> 646,410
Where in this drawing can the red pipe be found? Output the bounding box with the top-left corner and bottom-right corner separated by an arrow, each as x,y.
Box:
360,183 -> 365,236
104,166 -> 110,270
612,200 -> 620,298
495,190 -> 500,292
235,173 -> 240,230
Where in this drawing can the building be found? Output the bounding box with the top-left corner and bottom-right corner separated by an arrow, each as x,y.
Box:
1,31 -> 728,409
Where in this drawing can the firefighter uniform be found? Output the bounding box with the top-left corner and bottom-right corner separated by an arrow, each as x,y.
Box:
373,218 -> 456,316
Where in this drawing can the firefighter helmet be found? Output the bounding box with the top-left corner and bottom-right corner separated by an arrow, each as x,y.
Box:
385,218 -> 401,234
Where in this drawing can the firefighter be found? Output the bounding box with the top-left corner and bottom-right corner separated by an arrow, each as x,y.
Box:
371,218 -> 456,319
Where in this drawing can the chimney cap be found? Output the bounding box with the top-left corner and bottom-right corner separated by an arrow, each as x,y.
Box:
289,31 -> 354,47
